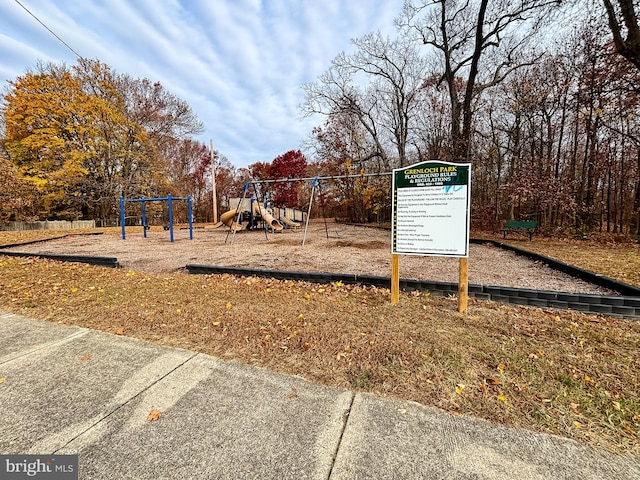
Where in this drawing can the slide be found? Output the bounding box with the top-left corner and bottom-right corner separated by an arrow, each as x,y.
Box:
279,215 -> 302,228
220,208 -> 245,231
253,203 -> 284,232
220,204 -> 284,232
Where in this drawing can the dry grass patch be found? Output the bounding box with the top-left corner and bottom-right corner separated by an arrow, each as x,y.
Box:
0,227 -> 132,247
480,233 -> 640,288
0,230 -> 68,245
0,255 -> 638,455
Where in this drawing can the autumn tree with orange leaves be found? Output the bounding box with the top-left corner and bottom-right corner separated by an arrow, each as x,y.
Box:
1,59 -> 202,222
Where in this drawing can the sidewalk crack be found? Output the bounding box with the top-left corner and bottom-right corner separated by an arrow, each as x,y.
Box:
52,351 -> 199,453
0,329 -> 88,365
327,391 -> 356,479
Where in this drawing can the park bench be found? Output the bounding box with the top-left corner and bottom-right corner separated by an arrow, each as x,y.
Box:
501,220 -> 538,241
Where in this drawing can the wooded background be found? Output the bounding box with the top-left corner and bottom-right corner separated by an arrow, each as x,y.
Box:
2,1 -> 639,237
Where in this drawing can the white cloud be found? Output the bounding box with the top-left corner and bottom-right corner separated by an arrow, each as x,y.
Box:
0,0 -> 401,167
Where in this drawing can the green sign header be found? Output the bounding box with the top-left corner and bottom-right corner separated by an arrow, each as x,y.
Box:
394,162 -> 469,189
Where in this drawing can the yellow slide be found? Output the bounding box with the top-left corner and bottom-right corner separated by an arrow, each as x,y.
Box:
220,204 -> 284,232
220,208 -> 244,231
279,215 -> 302,228
252,203 -> 284,232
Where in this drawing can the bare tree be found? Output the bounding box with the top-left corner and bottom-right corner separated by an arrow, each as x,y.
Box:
603,0 -> 640,71
302,32 -> 428,169
302,57 -> 389,169
397,0 -> 560,161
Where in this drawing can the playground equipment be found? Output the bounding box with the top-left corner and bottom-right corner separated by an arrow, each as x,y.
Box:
220,172 -> 390,245
119,194 -> 193,242
277,215 -> 302,228
220,208 -> 244,231
220,199 -> 284,232
248,174 -> 391,245
254,203 -> 283,232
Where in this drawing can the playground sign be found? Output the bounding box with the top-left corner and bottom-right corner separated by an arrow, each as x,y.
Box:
391,160 -> 472,312
392,160 -> 471,257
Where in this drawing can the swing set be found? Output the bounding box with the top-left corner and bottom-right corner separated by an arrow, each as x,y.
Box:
243,172 -> 392,246
119,194 -> 193,242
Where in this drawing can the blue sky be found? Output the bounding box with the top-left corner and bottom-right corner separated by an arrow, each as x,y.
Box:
0,0 -> 400,168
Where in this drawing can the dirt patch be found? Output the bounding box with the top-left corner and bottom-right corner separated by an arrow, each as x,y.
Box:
1,222 -> 616,294
334,240 -> 387,249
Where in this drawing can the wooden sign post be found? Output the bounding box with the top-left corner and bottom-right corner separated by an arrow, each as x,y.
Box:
391,160 -> 471,311
458,257 -> 469,313
391,253 -> 400,304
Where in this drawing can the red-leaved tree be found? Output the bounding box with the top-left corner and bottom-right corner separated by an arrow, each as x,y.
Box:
270,150 -> 307,207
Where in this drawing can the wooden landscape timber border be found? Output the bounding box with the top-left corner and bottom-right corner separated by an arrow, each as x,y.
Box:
1,233 -> 638,318
0,250 -> 119,268
0,232 -> 118,268
469,238 -> 640,297
186,263 -> 640,320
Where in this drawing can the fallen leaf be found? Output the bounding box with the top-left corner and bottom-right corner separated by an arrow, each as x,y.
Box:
478,383 -> 487,393
147,409 -> 161,422
485,376 -> 500,386
497,364 -> 505,373
622,425 -> 636,435
115,327 -> 125,335
497,394 -> 506,402
226,301 -> 232,309
573,420 -> 582,428
569,403 -> 580,412
613,401 -> 621,411
285,387 -> 298,399
213,321 -> 221,326
80,354 -> 91,361
0,377 -> 5,384
455,384 -> 465,395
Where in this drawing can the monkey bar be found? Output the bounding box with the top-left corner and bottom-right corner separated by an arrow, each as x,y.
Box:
119,194 -> 193,242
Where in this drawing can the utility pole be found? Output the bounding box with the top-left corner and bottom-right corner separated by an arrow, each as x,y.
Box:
210,139 -> 218,223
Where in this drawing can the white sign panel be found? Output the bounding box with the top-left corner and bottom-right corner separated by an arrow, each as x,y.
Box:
392,161 -> 471,257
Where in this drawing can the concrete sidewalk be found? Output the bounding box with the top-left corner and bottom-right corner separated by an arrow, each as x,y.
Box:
1,311 -> 638,479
